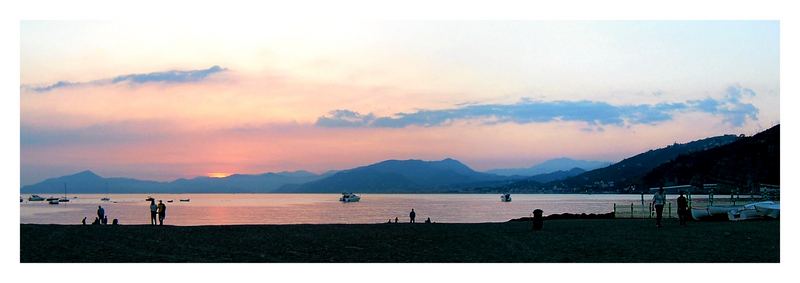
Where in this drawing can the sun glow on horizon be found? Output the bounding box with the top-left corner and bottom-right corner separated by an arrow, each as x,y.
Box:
207,172 -> 232,178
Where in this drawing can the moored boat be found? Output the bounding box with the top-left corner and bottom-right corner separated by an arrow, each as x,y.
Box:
179,198 -> 190,202
339,192 -> 360,203
145,196 -> 155,202
28,195 -> 45,201
48,199 -> 60,205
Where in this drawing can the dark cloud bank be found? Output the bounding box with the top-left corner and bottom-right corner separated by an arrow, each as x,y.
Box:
317,85 -> 759,128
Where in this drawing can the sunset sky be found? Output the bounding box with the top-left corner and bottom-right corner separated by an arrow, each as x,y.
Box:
20,21 -> 779,185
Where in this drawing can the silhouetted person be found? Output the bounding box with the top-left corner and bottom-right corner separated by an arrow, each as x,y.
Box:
425,217 -> 431,224
652,187 -> 666,228
157,200 -> 167,225
97,206 -> 105,222
409,209 -> 416,223
102,215 -> 108,225
149,199 -> 158,225
81,217 -> 87,225
394,217 -> 398,223
677,191 -> 688,226
91,217 -> 100,225
112,218 -> 119,225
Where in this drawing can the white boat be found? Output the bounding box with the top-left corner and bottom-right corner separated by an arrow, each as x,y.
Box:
754,202 -> 780,219
500,193 -> 512,202
727,207 -> 762,221
48,199 -> 60,205
692,205 -> 741,221
339,193 -> 360,202
28,195 -> 45,201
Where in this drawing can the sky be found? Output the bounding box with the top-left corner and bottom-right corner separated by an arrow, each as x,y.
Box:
20,21 -> 779,185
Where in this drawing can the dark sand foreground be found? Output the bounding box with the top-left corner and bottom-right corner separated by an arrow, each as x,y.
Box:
21,219 -> 779,263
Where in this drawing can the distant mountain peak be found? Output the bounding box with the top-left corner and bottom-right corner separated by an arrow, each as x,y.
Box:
70,170 -> 101,178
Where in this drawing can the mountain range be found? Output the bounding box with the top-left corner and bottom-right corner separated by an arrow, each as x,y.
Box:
486,158 -> 611,176
21,126 -> 778,194
19,170 -> 330,194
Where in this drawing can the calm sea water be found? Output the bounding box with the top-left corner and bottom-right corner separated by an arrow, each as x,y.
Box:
20,194 -> 710,225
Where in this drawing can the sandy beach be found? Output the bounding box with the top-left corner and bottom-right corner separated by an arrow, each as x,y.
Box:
20,219 -> 779,263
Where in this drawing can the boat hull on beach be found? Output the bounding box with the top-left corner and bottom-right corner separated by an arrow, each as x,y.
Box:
692,206 -> 740,221
754,202 -> 780,219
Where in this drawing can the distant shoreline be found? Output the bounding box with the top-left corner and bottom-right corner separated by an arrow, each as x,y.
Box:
21,219 -> 779,263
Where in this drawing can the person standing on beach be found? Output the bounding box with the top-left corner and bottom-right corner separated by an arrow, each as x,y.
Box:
97,206 -> 105,223
409,209 -> 416,223
149,200 -> 158,225
652,187 -> 666,228
157,200 -> 167,225
677,191 -> 688,226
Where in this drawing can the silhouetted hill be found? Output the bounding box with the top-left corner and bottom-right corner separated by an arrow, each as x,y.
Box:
489,133 -> 740,193
528,167 -> 586,183
486,158 -> 610,176
20,170 -> 326,193
642,124 -> 779,192
281,158 -> 515,193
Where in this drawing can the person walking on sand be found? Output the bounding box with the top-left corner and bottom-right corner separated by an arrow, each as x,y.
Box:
652,187 -> 666,228
149,200 -> 158,225
409,208 -> 416,223
82,217 -> 87,225
97,206 -> 105,223
394,217 -> 398,223
157,200 -> 167,225
677,191 -> 688,226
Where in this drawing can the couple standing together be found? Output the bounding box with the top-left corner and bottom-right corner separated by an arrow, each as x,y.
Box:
149,200 -> 167,225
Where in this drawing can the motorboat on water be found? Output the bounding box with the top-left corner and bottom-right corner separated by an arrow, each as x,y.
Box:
58,197 -> 70,202
48,199 -> 60,205
179,198 -> 190,202
101,197 -> 111,201
145,196 -> 155,202
167,200 -> 174,203
45,197 -> 59,201
339,192 -> 360,203
28,195 -> 45,201
500,193 -> 512,202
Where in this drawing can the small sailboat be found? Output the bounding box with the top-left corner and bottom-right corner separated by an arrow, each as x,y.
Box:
339,192 -> 360,202
500,193 -> 512,202
58,183 -> 70,202
100,182 -> 111,201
